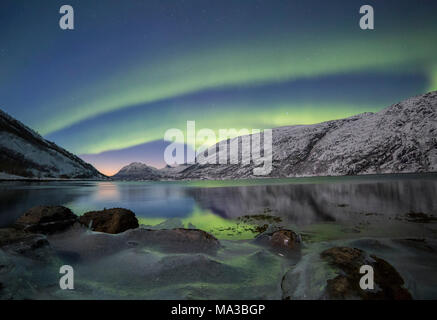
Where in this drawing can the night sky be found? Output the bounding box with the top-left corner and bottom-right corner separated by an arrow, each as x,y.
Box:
1,0 -> 436,175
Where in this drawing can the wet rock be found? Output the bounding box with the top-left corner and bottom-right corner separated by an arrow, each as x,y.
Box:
320,247 -> 412,300
79,208 -> 139,234
270,230 -> 301,249
0,228 -> 49,255
123,228 -> 220,253
255,229 -> 301,255
14,206 -> 77,234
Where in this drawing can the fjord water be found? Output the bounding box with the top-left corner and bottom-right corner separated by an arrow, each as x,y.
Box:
1,173 -> 437,299
1,174 -> 436,235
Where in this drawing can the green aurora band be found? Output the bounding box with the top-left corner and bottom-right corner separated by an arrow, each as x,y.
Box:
41,29 -> 437,141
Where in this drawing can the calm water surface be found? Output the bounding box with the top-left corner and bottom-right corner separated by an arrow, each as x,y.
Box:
1,173 -> 437,299
1,173 -> 436,230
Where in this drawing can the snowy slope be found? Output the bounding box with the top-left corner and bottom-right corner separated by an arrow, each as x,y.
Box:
178,91 -> 437,179
0,109 -> 106,179
112,163 -> 195,181
112,162 -> 161,180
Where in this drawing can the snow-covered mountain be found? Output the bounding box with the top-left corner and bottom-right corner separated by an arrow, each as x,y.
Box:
110,91 -> 437,181
112,163 -> 194,180
0,109 -> 106,180
159,164 -> 192,177
178,91 -> 437,179
112,162 -> 162,180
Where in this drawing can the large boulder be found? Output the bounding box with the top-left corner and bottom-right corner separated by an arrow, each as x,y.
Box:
123,228 -> 221,253
14,206 -> 77,234
79,208 -> 139,234
320,247 -> 412,300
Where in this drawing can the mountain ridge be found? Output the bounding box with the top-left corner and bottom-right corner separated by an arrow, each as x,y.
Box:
111,91 -> 437,181
181,90 -> 437,179
112,162 -> 161,181
0,109 -> 106,180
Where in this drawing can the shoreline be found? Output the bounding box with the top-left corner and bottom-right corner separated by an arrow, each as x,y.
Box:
1,171 -> 437,183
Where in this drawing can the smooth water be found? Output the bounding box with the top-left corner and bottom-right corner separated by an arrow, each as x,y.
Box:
1,173 -> 437,299
1,173 -> 436,237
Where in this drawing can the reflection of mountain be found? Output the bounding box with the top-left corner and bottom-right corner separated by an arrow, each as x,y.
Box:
180,91 -> 437,179
1,176 -> 436,228
0,109 -> 105,180
187,176 -> 437,225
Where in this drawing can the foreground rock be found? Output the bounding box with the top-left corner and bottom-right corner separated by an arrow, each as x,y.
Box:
0,228 -> 48,255
320,247 -> 412,300
123,228 -> 221,253
135,254 -> 245,287
14,206 -> 77,234
255,229 -> 301,255
79,208 -> 139,234
47,226 -> 221,259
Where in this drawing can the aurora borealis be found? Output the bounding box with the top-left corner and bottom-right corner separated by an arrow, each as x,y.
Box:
1,0 -> 437,175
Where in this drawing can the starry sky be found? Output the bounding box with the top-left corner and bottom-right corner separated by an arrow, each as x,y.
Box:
1,0 -> 436,175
